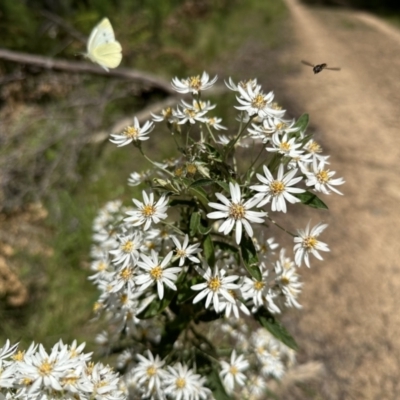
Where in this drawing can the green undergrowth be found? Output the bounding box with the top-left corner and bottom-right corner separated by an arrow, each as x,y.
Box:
0,0 -> 287,351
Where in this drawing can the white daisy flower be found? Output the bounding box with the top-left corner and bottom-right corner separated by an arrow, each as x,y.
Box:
131,350 -> 168,399
225,77 -> 259,92
218,289 -> 251,319
205,116 -> 227,130
266,131 -> 304,158
176,101 -> 208,125
171,234 -> 201,266
171,72 -> 218,94
125,191 -> 169,230
136,250 -> 181,299
128,170 -> 151,186
219,350 -> 249,393
164,363 -> 210,400
302,158 -> 345,195
293,222 -> 330,267
250,164 -> 305,213
109,231 -> 142,268
151,107 -> 178,123
110,117 -> 154,147
235,83 -> 286,119
191,264 -> 239,311
207,182 -> 267,245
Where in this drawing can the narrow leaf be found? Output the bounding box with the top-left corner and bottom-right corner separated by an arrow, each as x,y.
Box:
255,308 -> 298,350
296,191 -> 328,209
189,179 -> 214,189
203,234 -> 215,267
190,212 -> 201,236
240,235 -> 261,281
294,113 -> 309,134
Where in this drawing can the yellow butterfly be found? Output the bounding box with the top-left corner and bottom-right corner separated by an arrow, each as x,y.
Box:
86,18 -> 122,71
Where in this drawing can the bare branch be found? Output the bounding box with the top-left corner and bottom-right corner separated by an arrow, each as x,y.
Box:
0,47 -> 175,94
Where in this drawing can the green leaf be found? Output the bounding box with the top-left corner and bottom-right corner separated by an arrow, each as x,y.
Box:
215,180 -> 230,193
190,212 -> 201,236
189,179 -> 214,189
294,113 -> 309,134
296,191 -> 328,209
188,186 -> 209,209
206,369 -> 232,400
254,308 -> 298,350
203,234 -> 215,267
137,288 -> 175,319
240,235 -> 261,281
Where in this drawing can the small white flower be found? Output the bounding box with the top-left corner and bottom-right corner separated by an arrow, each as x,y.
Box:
293,222 -> 330,267
171,72 -> 218,94
152,106 -> 178,123
131,350 -> 168,399
219,350 -> 249,393
235,83 -> 285,119
225,77 -> 259,92
136,250 -> 181,299
302,158 -> 345,195
191,264 -> 239,311
109,231 -> 142,268
171,234 -> 201,266
176,100 -> 208,125
207,182 -> 267,245
128,170 -> 151,186
205,116 -> 227,130
266,132 -> 304,158
250,164 -> 305,213
218,289 -> 251,319
164,363 -> 210,400
125,191 -> 169,231
110,117 -> 154,147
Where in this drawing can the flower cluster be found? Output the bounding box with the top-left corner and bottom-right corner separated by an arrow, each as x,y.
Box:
85,72 -> 344,399
0,340 -> 126,400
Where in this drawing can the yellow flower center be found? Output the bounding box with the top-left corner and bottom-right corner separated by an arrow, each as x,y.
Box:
123,126 -> 139,139
97,261 -> 107,271
270,180 -> 285,195
316,170 -> 330,183
174,167 -> 184,177
229,366 -> 239,375
176,377 -> 186,389
186,163 -> 197,175
120,267 -> 133,281
307,140 -> 322,153
150,266 -> 163,281
303,236 -> 318,250
39,360 -> 53,376
184,109 -> 196,118
280,276 -> 290,285
163,107 -> 173,118
208,277 -> 221,292
122,241 -> 134,253
147,366 -> 157,376
271,102 -> 282,110
252,94 -> 267,110
229,203 -> 245,220
12,350 -> 24,362
188,75 -> 201,90
275,122 -> 287,130
279,142 -> 291,152
142,204 -> 156,217
254,281 -> 265,291
176,249 -> 186,257
120,294 -> 128,304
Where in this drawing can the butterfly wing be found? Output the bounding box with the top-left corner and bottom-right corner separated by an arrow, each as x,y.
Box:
91,41 -> 123,70
87,18 -> 122,70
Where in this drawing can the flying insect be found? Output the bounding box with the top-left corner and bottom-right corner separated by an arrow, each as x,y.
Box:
301,60 -> 341,74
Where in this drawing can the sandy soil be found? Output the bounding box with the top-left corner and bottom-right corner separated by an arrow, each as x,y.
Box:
271,1 -> 400,398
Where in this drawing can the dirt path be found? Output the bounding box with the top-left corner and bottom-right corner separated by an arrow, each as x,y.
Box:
274,1 -> 400,398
